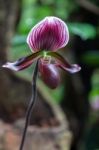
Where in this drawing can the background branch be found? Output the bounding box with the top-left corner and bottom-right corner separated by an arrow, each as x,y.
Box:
76,0 -> 99,15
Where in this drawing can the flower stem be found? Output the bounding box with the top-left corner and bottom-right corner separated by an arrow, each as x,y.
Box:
19,60 -> 39,150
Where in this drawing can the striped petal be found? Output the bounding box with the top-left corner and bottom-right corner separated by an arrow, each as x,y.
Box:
48,52 -> 81,73
2,51 -> 42,71
27,16 -> 69,52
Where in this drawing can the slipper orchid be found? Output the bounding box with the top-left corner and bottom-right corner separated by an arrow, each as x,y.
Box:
3,16 -> 81,89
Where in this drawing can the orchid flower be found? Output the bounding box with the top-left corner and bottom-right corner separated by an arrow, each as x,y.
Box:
2,17 -> 81,150
3,16 -> 81,89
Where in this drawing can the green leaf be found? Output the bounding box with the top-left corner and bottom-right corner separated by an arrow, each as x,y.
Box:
81,51 -> 99,66
68,23 -> 96,40
11,35 -> 27,46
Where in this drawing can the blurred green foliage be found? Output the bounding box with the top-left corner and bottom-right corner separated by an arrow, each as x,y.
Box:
10,0 -> 99,104
81,51 -> 99,66
68,23 -> 96,40
17,0 -> 73,33
9,1 -> 99,148
84,124 -> 99,150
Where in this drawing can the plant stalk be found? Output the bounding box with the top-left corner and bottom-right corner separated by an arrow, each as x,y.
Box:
19,60 -> 39,150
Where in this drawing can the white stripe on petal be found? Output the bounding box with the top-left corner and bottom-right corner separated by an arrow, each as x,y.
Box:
27,16 -> 69,52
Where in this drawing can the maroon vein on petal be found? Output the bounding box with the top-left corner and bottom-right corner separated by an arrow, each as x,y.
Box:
2,51 -> 42,71
48,52 -> 81,73
27,17 -> 69,52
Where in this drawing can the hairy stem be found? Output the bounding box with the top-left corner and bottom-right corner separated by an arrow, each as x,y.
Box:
19,60 -> 39,150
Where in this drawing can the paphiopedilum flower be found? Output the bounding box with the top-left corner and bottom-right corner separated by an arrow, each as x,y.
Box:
3,16 -> 81,89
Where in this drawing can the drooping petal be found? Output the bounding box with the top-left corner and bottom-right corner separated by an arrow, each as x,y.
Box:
27,16 -> 69,52
48,52 -> 81,73
39,59 -> 60,89
2,51 -> 42,71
